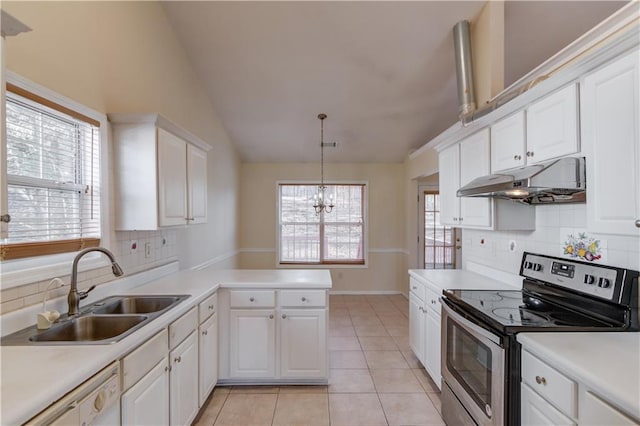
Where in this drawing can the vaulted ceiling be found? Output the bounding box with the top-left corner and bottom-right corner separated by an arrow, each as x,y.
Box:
163,1 -> 625,163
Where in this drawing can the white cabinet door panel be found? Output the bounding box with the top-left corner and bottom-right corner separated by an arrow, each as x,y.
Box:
280,309 -> 327,378
521,384 -> 576,426
170,331 -> 199,426
424,311 -> 441,390
459,129 -> 492,227
158,128 -> 187,227
491,111 -> 526,172
121,358 -> 170,426
579,391 -> 638,425
229,309 -> 276,378
199,312 -> 218,406
527,84 -> 579,163
438,144 -> 460,226
409,292 -> 425,366
187,144 -> 207,225
582,49 -> 640,236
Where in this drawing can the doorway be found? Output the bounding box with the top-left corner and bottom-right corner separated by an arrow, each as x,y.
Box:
419,187 -> 459,269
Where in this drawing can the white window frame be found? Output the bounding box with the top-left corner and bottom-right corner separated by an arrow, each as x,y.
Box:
276,180 -> 368,269
0,72 -> 111,290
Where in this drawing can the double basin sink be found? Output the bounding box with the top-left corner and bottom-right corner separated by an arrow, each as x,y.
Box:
2,295 -> 189,345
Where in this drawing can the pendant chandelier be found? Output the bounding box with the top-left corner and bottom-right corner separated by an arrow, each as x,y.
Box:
313,113 -> 334,215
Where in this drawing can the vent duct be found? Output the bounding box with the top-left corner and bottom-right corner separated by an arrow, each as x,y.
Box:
453,20 -> 476,119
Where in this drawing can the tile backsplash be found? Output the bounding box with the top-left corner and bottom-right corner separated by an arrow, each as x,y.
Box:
0,230 -> 178,315
463,204 -> 640,275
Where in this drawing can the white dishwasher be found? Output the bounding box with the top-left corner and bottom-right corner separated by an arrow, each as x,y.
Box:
26,362 -> 120,426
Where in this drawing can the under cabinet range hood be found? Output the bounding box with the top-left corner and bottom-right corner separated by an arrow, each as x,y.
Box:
457,157 -> 586,205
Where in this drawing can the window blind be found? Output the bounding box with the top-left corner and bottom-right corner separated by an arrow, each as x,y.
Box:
1,89 -> 101,260
279,183 -> 365,265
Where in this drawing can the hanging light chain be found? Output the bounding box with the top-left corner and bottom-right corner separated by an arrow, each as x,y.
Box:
313,113 -> 334,215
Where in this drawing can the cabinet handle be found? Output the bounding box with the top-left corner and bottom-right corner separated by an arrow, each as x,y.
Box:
301,297 -> 307,302
249,297 -> 255,302
165,365 -> 171,372
282,314 -> 287,319
209,305 -> 214,310
453,217 -> 458,221
0,214 -> 11,223
459,217 -> 463,222
202,330 -> 208,336
269,314 -> 274,319
635,219 -> 640,228
412,286 -> 417,290
514,154 -> 522,160
174,356 -> 181,363
535,375 -> 546,385
419,306 -> 423,312
431,300 -> 436,305
185,217 -> 195,221
526,151 -> 534,157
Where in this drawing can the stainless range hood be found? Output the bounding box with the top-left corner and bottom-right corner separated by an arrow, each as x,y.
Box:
457,157 -> 586,205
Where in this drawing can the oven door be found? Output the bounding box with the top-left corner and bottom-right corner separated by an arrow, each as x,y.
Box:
441,302 -> 504,426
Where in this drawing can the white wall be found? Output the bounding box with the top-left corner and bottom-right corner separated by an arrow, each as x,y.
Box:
463,203 -> 640,274
239,162 -> 407,293
1,1 -> 240,314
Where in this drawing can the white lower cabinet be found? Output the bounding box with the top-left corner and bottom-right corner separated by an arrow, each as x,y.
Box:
221,288 -> 328,383
229,309 -> 276,378
121,358 -> 170,425
170,331 -> 199,426
409,277 -> 442,390
199,311 -> 218,406
280,309 -> 327,378
521,347 -> 638,426
521,383 -> 576,426
424,307 -> 441,389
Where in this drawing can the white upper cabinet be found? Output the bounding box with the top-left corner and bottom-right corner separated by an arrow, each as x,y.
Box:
581,49 -> 640,236
439,143 -> 461,226
110,113 -> 211,230
526,84 -> 579,164
490,111 -> 526,172
459,129 -> 492,228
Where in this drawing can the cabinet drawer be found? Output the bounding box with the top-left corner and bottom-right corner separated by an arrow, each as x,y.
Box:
279,290 -> 326,307
199,292 -> 218,323
170,307 -> 198,349
229,290 -> 276,308
424,286 -> 441,315
409,277 -> 426,302
521,350 -> 577,418
122,328 -> 168,391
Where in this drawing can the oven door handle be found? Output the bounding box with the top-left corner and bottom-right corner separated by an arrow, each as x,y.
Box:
441,301 -> 502,346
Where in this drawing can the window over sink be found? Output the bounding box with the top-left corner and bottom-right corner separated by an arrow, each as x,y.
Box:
277,183 -> 366,266
1,81 -> 104,261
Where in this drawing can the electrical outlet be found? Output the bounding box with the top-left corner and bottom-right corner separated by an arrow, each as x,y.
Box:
144,242 -> 152,259
129,240 -> 138,254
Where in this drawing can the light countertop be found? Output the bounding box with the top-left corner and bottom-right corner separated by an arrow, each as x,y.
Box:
0,267 -> 331,425
408,269 -> 521,291
517,332 -> 640,421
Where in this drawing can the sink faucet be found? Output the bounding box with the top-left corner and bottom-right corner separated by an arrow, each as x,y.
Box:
68,247 -> 124,316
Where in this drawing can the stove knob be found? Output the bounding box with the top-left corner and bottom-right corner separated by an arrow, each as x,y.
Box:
533,263 -> 543,272
524,261 -> 533,270
598,278 -> 611,288
584,274 -> 596,285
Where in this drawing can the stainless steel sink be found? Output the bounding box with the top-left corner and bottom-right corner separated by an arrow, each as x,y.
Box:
92,296 -> 187,315
28,315 -> 148,343
1,294 -> 189,345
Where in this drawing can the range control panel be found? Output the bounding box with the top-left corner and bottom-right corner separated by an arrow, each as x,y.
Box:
521,253 -> 619,301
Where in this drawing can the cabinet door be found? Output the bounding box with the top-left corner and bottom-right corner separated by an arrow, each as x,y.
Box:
229,309 -> 276,378
424,311 -> 441,390
491,111 -> 526,172
280,309 -> 327,378
579,390 -> 638,425
199,312 -> 218,406
122,358 -> 170,426
438,144 -> 460,226
187,144 -> 207,225
170,331 -> 199,426
521,384 -> 576,426
157,128 -> 188,227
582,50 -> 640,236
409,292 -> 425,365
526,84 -> 579,163
459,129 -> 492,228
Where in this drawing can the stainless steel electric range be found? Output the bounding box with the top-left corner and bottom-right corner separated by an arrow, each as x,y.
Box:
440,252 -> 639,426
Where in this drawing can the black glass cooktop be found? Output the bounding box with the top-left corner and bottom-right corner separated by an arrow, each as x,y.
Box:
443,289 -> 617,332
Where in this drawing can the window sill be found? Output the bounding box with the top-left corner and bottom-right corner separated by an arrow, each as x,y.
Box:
277,262 -> 368,270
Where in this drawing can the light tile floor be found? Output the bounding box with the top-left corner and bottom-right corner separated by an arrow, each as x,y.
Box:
194,294 -> 444,426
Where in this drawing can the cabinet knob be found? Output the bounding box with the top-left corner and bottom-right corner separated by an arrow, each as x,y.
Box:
526,151 -> 534,157
535,375 -> 546,385
209,305 -> 214,310
174,356 -> 181,363
0,214 -> 11,223
459,217 -> 463,222
453,217 -> 458,221
249,297 -> 255,302
165,365 -> 172,372
186,217 -> 195,221
301,297 -> 307,302
269,314 -> 274,319
412,286 -> 417,290
635,219 -> 640,228
419,306 -> 423,312
282,314 -> 287,319
202,330 -> 208,336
